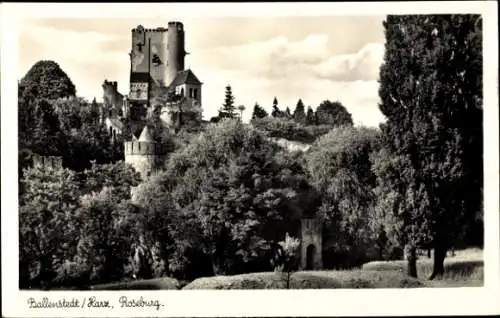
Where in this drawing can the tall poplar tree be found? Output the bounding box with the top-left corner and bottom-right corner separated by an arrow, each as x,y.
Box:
376,15 -> 483,278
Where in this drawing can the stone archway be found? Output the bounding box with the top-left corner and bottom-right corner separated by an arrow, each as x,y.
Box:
306,244 -> 316,270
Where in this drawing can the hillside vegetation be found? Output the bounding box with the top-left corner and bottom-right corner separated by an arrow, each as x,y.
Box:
18,15 -> 483,290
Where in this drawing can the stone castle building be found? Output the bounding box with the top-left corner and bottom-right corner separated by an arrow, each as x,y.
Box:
100,21 -> 203,180
98,22 -> 323,271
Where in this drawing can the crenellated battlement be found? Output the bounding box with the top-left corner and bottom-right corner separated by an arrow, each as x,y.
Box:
32,154 -> 63,170
124,141 -> 167,156
168,21 -> 184,30
103,80 -> 118,90
132,25 -> 168,33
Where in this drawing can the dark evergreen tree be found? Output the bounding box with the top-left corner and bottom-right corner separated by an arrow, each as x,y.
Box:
218,85 -> 237,119
376,15 -> 483,278
271,97 -> 283,118
293,99 -> 306,124
251,102 -> 269,119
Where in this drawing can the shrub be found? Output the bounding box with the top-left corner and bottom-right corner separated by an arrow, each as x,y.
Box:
183,273 -> 287,290
182,270 -> 423,289
91,277 -> 180,290
51,260 -> 92,290
252,117 -> 318,143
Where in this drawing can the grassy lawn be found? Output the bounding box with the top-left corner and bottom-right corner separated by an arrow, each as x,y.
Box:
90,248 -> 483,290
91,277 -> 180,290
362,248 -> 483,288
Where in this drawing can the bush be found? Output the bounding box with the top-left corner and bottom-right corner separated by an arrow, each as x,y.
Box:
293,270 -> 423,288
51,261 -> 92,289
182,270 -> 423,289
183,273 -> 287,290
303,125 -> 334,140
252,117 -> 331,143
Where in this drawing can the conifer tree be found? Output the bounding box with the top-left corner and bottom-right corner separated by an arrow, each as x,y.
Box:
251,102 -> 268,119
376,15 -> 483,278
271,97 -> 282,118
219,85 -> 237,119
293,99 -> 306,124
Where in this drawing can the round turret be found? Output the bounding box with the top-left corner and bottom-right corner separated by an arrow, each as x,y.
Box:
124,125 -> 167,179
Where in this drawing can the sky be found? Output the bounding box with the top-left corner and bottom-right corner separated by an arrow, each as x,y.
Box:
18,16 -> 388,127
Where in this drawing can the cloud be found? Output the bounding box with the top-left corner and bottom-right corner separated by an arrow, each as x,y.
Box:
314,42 -> 384,81
18,21 -> 387,127
197,35 -> 384,88
21,25 -> 127,65
206,34 -> 329,79
194,35 -> 386,126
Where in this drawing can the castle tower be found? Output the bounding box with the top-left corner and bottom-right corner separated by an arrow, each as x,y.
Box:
166,21 -> 186,87
102,80 -> 124,117
300,217 -> 323,270
127,22 -> 201,132
124,125 -> 167,180
129,23 -> 186,101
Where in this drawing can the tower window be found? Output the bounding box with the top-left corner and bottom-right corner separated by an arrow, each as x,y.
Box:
189,88 -> 193,98
193,88 -> 198,99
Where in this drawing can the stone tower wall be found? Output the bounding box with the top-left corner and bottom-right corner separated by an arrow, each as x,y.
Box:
124,141 -> 166,179
166,21 -> 185,86
102,80 -> 123,108
300,218 -> 323,270
130,26 -> 150,74
131,23 -> 185,88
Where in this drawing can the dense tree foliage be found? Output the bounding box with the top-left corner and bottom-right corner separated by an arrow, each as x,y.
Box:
377,15 -> 483,278
252,117 -> 332,144
19,161 -> 141,289
133,120 -> 315,279
315,100 -> 354,127
18,61 -> 124,174
19,167 -> 81,288
251,102 -> 269,120
19,60 -> 76,102
305,126 -> 382,268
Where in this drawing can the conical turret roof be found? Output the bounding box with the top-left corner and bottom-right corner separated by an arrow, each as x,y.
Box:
138,125 -> 154,142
